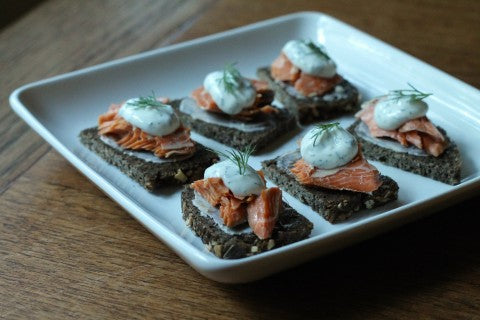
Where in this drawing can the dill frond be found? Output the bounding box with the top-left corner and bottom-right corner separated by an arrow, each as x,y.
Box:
126,91 -> 166,109
387,83 -> 432,103
217,62 -> 243,94
311,122 -> 340,146
208,145 -> 256,175
302,40 -> 331,60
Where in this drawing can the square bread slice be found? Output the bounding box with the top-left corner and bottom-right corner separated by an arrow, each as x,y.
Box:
181,186 -> 313,259
171,98 -> 297,152
257,67 -> 360,124
79,127 -> 218,190
261,151 -> 398,223
348,119 -> 461,185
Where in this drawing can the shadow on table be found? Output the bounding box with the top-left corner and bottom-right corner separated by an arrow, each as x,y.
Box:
217,195 -> 480,318
0,0 -> 45,29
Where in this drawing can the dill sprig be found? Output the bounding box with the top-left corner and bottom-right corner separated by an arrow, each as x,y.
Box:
387,83 -> 432,103
311,122 -> 340,146
208,145 -> 256,175
217,62 -> 243,94
126,91 -> 166,109
302,40 -> 331,60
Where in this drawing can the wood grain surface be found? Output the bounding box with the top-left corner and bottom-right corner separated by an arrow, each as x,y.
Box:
1,0 -> 479,319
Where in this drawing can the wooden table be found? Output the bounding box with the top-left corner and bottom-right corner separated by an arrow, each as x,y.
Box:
1,1 -> 479,318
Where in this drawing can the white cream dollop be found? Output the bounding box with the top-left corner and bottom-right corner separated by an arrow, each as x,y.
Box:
283,40 -> 337,78
204,160 -> 265,197
373,96 -> 428,130
119,98 -> 180,136
203,71 -> 256,115
300,125 -> 358,169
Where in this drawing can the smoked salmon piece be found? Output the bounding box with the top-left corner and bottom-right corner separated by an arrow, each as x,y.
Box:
98,103 -> 195,158
192,177 -> 246,227
293,73 -> 342,97
191,177 -> 282,238
270,53 -> 342,96
398,116 -> 444,139
191,87 -> 221,113
246,187 -> 282,240
251,79 -> 270,91
191,80 -> 277,120
356,100 -> 446,157
219,196 -> 247,227
291,152 -> 383,193
191,177 -> 230,207
271,52 -> 300,82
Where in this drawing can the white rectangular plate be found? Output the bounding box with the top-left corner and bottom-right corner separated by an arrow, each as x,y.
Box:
10,12 -> 480,283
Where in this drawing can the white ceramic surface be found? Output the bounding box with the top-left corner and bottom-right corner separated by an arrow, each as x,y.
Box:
10,12 -> 480,283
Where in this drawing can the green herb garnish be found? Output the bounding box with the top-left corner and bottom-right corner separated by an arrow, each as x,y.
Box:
217,62 -> 243,94
387,83 -> 432,103
126,91 -> 166,109
209,145 -> 256,175
302,40 -> 331,60
311,122 -> 340,146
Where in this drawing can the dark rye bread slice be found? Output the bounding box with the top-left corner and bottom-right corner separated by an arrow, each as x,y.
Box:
170,99 -> 297,152
257,67 -> 360,124
348,119 -> 461,185
181,186 -> 313,259
261,151 -> 399,223
79,127 -> 218,190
